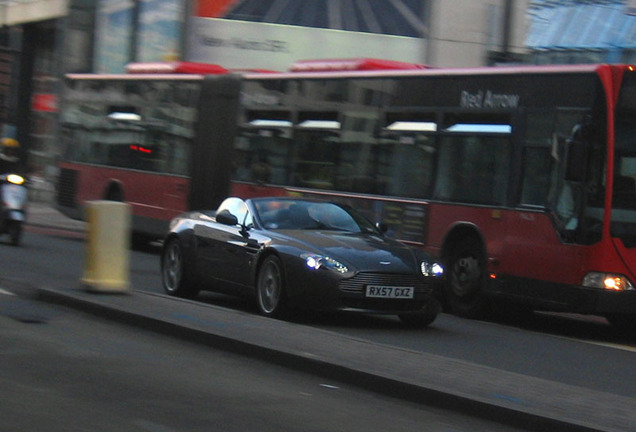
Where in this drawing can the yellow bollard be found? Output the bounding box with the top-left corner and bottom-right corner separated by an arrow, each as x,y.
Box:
81,201 -> 131,293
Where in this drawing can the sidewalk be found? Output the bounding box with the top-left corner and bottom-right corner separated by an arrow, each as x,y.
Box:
28,201 -> 86,232
17,201 -> 636,432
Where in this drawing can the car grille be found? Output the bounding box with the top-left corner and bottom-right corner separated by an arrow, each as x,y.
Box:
339,272 -> 429,295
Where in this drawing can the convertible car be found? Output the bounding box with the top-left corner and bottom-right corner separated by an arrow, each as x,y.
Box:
161,197 -> 444,327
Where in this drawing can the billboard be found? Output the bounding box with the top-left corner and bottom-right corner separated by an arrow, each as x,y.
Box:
95,0 -> 183,73
186,17 -> 426,71
94,0 -> 134,73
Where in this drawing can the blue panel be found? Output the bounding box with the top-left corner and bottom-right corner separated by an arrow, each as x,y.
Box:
527,2 -> 636,50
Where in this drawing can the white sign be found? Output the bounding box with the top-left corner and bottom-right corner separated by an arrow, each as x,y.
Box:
186,18 -> 426,72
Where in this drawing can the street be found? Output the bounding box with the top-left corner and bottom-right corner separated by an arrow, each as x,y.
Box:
3,228 -> 635,393
0,227 -> 636,430
1,291 -> 528,432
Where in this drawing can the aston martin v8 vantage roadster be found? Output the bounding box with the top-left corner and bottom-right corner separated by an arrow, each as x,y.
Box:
161,197 -> 444,327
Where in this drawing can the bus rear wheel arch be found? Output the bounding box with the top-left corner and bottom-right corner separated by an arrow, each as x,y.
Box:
104,182 -> 124,202
442,230 -> 490,319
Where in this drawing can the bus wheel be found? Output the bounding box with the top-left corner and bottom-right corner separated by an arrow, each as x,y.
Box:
161,238 -> 199,299
446,237 -> 488,319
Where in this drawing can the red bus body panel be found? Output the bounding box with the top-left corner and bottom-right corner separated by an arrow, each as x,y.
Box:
60,161 -> 190,223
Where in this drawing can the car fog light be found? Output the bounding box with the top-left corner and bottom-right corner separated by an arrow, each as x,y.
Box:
582,272 -> 634,291
421,262 -> 444,277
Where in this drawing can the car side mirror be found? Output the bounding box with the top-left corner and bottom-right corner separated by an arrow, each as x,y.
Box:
216,209 -> 238,226
375,222 -> 389,234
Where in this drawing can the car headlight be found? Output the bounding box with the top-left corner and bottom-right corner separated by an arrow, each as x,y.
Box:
421,261 -> 444,278
582,272 -> 634,291
301,253 -> 349,274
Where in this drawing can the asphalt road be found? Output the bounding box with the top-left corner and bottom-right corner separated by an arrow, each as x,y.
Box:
2,228 -> 636,413
1,296 -> 533,432
4,229 -> 636,396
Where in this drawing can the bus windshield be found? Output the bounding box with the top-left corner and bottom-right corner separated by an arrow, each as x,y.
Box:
612,71 -> 636,247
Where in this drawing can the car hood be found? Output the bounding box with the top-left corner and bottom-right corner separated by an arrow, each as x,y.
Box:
278,230 -> 420,273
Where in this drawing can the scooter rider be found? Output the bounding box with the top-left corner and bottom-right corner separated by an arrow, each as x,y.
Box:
0,137 -> 21,174
0,138 -> 27,245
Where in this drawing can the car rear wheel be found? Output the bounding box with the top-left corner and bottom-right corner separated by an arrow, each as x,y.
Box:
161,238 -> 199,298
256,256 -> 287,318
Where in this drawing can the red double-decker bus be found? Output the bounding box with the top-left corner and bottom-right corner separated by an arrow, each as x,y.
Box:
57,60 -> 636,329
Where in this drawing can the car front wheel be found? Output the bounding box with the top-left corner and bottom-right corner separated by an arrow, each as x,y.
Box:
161,238 -> 199,298
256,255 -> 287,318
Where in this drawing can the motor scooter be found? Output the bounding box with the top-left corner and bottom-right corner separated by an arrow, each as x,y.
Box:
0,173 -> 27,246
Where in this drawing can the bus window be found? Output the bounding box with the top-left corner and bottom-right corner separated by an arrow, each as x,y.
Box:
167,137 -> 191,176
434,114 -> 512,205
335,112 -> 379,194
298,79 -> 346,103
376,113 -> 438,199
521,147 -> 553,206
292,112 -> 340,190
379,135 -> 436,199
521,111 -> 556,207
434,134 -> 510,205
234,111 -> 292,184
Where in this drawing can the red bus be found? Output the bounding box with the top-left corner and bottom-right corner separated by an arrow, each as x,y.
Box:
57,61 -> 636,329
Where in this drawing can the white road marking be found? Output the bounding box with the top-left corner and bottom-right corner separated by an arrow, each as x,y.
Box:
0,287 -> 16,296
576,339 -> 636,353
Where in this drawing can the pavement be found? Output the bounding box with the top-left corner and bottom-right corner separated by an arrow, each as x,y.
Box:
3,199 -> 635,432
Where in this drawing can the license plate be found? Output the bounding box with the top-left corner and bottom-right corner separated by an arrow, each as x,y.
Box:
365,285 -> 414,299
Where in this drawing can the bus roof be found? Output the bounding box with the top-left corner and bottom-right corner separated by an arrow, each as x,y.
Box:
66,62 -> 634,81
126,61 -> 229,74
288,58 -> 430,72
245,63 -> 631,80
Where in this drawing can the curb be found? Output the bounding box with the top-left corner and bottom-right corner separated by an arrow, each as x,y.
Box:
30,285 -> 631,432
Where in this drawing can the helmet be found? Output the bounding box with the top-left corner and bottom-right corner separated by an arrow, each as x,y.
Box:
0,137 -> 20,162
1,137 -> 19,148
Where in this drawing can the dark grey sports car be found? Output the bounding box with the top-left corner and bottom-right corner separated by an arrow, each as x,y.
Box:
161,197 -> 444,327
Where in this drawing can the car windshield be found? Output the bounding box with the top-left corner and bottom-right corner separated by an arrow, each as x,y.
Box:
253,199 -> 376,233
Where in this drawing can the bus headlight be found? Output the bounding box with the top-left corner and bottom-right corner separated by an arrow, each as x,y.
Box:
582,273 -> 634,291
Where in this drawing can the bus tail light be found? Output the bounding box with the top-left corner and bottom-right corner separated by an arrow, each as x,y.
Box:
582,273 -> 634,291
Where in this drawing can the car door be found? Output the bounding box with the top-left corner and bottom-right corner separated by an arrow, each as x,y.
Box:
194,198 -> 255,290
